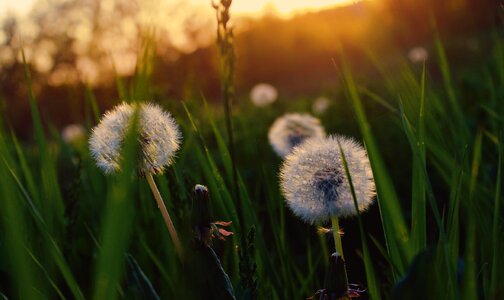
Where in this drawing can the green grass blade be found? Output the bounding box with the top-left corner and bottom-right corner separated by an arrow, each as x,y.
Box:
462,129 -> 483,300
432,27 -> 469,142
10,131 -> 40,206
21,48 -> 65,231
398,99 -> 444,232
1,154 -> 85,299
140,238 -> 173,289
462,223 -> 478,300
132,32 -> 155,101
110,57 -> 128,101
337,139 -> 382,300
26,248 -> 66,300
340,51 -> 412,277
85,85 -> 101,125
0,133 -> 39,299
446,147 -> 466,284
369,234 -> 400,276
489,132 -> 502,297
357,87 -> 398,113
410,63 -> 427,251
92,109 -> 141,300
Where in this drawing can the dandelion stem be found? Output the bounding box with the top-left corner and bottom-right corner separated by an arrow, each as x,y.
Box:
331,216 -> 349,286
146,173 -> 183,258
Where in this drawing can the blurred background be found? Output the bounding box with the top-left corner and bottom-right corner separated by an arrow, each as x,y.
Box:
0,0 -> 499,138
1,1 -> 503,299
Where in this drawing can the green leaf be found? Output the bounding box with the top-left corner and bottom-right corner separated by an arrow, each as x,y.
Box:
124,254 -> 160,300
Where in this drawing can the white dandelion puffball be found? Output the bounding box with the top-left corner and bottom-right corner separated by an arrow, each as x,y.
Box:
268,113 -> 326,158
250,83 -> 278,107
89,102 -> 181,174
408,47 -> 428,63
280,135 -> 375,223
62,124 -> 86,144
312,97 -> 331,115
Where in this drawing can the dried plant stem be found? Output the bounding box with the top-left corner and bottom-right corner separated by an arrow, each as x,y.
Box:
146,173 -> 183,258
331,216 -> 349,285
214,0 -> 242,222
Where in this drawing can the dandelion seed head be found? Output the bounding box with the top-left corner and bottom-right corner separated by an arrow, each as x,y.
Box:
408,46 -> 428,63
62,124 -> 86,144
312,97 -> 331,115
89,102 -> 181,175
250,83 -> 278,107
268,113 -> 326,158
280,135 -> 375,223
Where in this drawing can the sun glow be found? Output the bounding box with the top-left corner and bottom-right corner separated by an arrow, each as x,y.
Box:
226,0 -> 362,16
1,0 -> 362,20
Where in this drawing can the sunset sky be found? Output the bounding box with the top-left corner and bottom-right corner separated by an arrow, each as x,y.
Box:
1,0 -> 361,18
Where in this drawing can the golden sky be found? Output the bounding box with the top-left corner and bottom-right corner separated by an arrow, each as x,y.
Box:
210,0 -> 359,16
0,0 -> 36,16
1,0 -> 361,18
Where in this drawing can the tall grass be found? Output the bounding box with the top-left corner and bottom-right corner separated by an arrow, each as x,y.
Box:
0,15 -> 503,300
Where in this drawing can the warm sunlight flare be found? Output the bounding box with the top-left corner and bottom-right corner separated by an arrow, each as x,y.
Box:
2,0 -> 362,19
0,0 -> 499,298
212,0 -> 362,16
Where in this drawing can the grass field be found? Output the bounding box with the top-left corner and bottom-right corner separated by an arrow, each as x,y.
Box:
0,2 -> 503,299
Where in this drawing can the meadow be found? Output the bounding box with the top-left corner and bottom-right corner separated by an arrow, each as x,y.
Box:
0,0 -> 503,299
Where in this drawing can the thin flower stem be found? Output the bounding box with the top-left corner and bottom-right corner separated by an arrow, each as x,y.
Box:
331,216 -> 344,259
331,216 -> 349,286
146,173 -> 183,258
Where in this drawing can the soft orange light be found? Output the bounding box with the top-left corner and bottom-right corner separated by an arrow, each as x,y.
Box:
192,0 -> 362,17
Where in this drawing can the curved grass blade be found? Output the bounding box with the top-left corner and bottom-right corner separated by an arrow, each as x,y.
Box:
461,129 -> 484,300
432,25 -> 469,142
92,109 -> 140,300
410,63 -> 427,251
0,135 -> 39,299
1,154 -> 85,300
21,48 -> 65,232
339,51 -> 412,277
26,248 -> 66,300
489,132 -> 502,297
337,140 -> 381,300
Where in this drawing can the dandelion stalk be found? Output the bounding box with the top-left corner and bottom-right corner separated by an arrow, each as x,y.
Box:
330,216 -> 344,260
146,173 -> 183,258
331,216 -> 349,287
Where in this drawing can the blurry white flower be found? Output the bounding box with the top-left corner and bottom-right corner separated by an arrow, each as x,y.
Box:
408,47 -> 428,63
280,135 -> 375,224
312,97 -> 331,115
62,124 -> 86,144
250,83 -> 278,107
89,102 -> 181,174
268,113 -> 326,158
